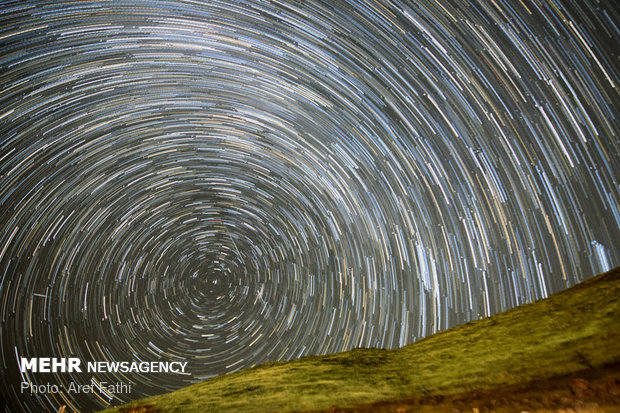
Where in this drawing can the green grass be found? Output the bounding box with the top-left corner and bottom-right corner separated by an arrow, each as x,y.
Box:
101,267 -> 620,413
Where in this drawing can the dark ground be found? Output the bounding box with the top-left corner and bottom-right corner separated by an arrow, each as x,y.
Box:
310,363 -> 620,413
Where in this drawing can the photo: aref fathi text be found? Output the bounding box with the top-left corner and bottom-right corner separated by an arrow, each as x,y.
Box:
21,381 -> 132,394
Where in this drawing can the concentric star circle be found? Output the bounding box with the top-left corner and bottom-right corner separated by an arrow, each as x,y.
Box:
0,0 -> 618,411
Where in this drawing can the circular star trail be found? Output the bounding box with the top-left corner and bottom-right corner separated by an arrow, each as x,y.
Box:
1,0 -> 618,411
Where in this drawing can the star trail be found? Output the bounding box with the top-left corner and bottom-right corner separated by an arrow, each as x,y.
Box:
0,0 -> 618,411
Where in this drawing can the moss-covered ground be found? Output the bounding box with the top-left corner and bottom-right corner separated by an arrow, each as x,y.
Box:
100,267 -> 620,413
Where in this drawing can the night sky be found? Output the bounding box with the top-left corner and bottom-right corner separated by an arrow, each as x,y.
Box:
0,0 -> 618,411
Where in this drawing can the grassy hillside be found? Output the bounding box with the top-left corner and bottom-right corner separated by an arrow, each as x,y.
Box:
102,267 -> 620,413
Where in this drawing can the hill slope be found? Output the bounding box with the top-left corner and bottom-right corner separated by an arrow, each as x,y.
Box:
101,267 -> 620,413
